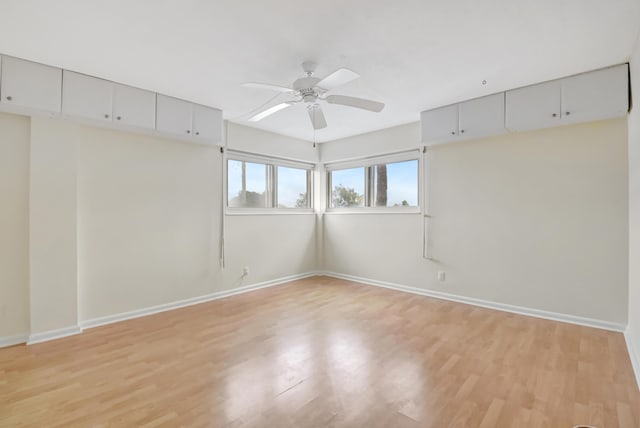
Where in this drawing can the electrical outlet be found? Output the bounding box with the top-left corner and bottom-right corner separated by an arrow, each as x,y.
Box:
242,267 -> 250,277
438,271 -> 446,282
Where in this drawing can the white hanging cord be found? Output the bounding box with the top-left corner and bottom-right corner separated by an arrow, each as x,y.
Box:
312,107 -> 317,148
422,145 -> 433,260
219,121 -> 228,269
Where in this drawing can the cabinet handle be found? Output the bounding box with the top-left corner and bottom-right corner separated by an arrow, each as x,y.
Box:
187,130 -> 191,134
116,116 -> 121,120
104,114 -> 110,119
460,129 -> 465,134
6,96 -> 12,101
451,131 -> 455,135
565,111 -> 571,116
552,113 -> 557,117
195,131 -> 200,136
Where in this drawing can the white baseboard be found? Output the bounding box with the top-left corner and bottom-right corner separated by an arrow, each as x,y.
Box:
27,325 -> 83,345
624,329 -> 640,391
321,271 -> 626,332
0,333 -> 29,348
80,271 -> 320,330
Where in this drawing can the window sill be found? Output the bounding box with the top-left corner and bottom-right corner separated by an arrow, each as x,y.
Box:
324,208 -> 421,215
226,208 -> 315,216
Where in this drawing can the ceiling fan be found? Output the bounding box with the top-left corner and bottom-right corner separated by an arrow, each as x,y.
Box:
241,61 -> 384,130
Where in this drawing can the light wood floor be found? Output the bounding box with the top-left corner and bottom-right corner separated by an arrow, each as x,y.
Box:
1,276 -> 639,427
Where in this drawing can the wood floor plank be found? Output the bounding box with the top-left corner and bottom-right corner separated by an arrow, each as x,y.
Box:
1,276 -> 638,427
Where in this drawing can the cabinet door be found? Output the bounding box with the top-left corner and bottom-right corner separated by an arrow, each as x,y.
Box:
505,80 -> 561,132
113,84 -> 156,129
0,56 -> 62,112
458,92 -> 505,139
192,105 -> 222,143
420,104 -> 459,144
62,70 -> 113,121
156,94 -> 193,136
561,64 -> 628,125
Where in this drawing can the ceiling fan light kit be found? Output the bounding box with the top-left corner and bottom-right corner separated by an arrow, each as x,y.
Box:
242,61 -> 385,130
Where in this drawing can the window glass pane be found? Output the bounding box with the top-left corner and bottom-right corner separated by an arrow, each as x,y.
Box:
331,167 -> 365,207
277,166 -> 309,208
373,159 -> 418,207
228,160 -> 267,208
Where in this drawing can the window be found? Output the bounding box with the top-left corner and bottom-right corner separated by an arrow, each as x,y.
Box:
328,154 -> 419,210
227,155 -> 312,211
228,160 -> 268,208
372,160 -> 418,207
330,167 -> 365,208
277,166 -> 310,208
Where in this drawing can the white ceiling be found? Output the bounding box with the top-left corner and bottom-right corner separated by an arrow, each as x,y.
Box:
1,0 -> 639,142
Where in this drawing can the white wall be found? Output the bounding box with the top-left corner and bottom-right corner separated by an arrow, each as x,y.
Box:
627,35 -> 640,385
320,122 -> 420,163
0,114 -> 317,339
29,117 -> 78,334
73,120 -> 316,321
76,126 -> 222,320
0,113 -> 30,339
322,118 -> 629,325
0,104 -> 632,349
226,121 -> 318,163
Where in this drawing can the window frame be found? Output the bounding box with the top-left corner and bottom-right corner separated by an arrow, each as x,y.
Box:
325,151 -> 421,214
225,150 -> 314,215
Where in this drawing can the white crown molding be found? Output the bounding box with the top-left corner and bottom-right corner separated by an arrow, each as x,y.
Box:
27,325 -> 83,345
80,271 -> 321,330
320,271 -> 626,332
0,333 -> 29,348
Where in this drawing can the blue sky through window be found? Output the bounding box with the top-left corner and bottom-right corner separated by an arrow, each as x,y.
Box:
379,160 -> 418,206
278,166 -> 307,207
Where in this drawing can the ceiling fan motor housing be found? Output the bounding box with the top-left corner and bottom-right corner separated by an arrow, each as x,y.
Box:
293,76 -> 322,103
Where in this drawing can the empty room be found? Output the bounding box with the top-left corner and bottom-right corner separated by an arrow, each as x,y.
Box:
1,1 -> 640,427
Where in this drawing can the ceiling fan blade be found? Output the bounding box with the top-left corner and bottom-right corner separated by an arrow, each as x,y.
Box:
317,68 -> 360,90
241,82 -> 293,93
326,95 -> 385,112
248,102 -> 293,122
308,106 -> 327,130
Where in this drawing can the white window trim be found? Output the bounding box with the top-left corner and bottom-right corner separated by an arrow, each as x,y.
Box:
224,150 -> 314,215
325,150 -> 421,213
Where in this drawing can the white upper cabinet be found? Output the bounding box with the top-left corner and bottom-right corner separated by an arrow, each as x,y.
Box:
63,72 -> 156,129
113,83 -> 156,129
561,64 -> 628,125
421,93 -> 505,145
420,104 -> 459,142
0,56 -> 62,112
192,104 -> 222,142
156,95 -> 193,136
62,70 -> 113,122
506,64 -> 628,132
0,53 -> 221,143
505,80 -> 561,131
157,95 -> 222,144
458,93 -> 505,139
